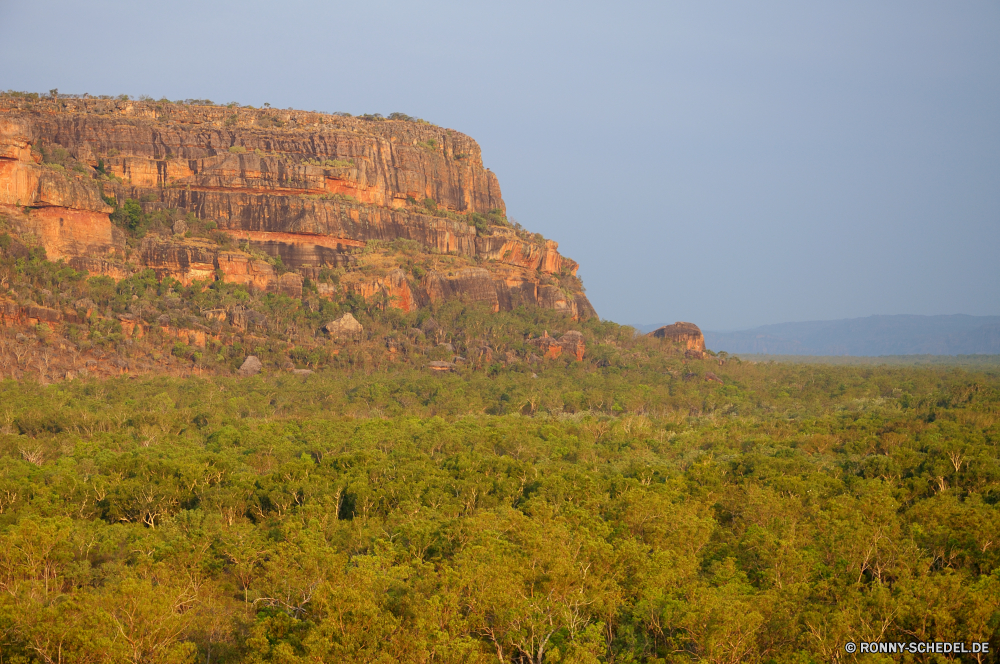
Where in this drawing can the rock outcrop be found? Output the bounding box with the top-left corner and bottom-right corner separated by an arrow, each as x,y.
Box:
0,95 -> 596,320
529,330 -> 586,361
649,322 -> 706,352
323,313 -> 363,338
238,356 -> 263,376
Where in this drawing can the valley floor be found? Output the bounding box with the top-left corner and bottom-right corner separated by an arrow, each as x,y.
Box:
1,357 -> 998,663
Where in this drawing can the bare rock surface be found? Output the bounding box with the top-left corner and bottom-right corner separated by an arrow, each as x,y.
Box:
323,313 -> 363,338
238,355 -> 262,376
528,330 -> 586,361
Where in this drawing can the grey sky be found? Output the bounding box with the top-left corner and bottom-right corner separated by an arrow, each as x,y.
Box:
3,0 -> 997,329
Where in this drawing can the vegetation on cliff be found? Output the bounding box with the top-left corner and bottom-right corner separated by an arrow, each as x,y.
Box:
0,224 -> 588,383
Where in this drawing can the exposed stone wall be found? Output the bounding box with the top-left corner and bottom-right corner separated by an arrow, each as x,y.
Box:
0,97 -> 596,319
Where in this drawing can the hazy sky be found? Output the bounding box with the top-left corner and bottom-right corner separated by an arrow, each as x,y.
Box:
3,0 -> 998,329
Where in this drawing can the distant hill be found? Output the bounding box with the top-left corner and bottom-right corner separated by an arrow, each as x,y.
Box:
695,315 -> 1000,356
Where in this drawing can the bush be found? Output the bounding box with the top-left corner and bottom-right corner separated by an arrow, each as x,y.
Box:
303,157 -> 353,169
110,198 -> 144,234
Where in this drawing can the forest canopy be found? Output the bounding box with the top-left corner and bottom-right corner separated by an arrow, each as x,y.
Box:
1,354 -> 998,663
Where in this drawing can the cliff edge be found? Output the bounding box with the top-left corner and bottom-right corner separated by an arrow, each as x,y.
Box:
0,94 -> 595,319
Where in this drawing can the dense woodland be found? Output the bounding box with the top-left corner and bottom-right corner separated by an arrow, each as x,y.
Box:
2,234 -> 1000,663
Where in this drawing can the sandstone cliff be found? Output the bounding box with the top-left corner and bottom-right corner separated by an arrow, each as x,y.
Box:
0,95 -> 595,319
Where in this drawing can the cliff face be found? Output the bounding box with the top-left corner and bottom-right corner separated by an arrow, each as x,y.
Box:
0,97 -> 595,319
0,117 -> 122,262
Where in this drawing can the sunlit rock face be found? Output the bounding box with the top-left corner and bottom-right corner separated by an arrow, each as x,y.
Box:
649,322 -> 706,351
0,96 -> 596,319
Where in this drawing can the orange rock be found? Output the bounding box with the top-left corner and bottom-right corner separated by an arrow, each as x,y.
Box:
0,97 -> 597,320
28,207 -> 122,261
528,330 -> 586,361
350,269 -> 418,312
649,322 -> 706,352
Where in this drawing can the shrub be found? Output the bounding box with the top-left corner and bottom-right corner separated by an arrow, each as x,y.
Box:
229,146 -> 246,154
469,214 -> 489,236
303,157 -> 353,169
110,198 -> 145,235
388,238 -> 421,255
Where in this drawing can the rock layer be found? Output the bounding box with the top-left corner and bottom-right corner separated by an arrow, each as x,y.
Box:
0,96 -> 595,319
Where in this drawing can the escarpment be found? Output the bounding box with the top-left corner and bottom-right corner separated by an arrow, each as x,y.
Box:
0,96 -> 595,319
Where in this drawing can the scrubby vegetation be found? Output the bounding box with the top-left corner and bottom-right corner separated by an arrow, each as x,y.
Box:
0,224 -> 586,383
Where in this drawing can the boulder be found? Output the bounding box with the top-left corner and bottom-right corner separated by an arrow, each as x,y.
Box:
238,355 -> 262,376
428,361 -> 456,372
323,313 -> 363,338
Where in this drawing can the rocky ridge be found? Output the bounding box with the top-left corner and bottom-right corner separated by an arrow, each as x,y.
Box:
0,95 -> 595,320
